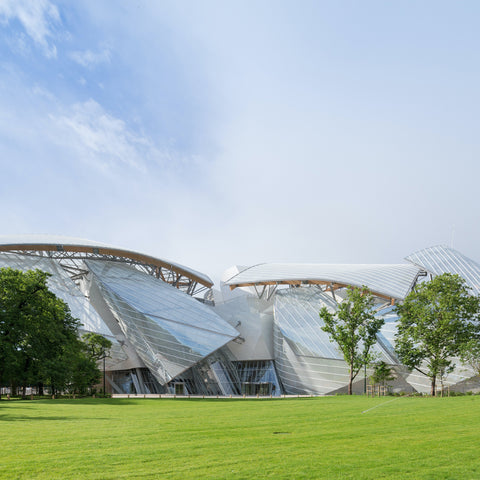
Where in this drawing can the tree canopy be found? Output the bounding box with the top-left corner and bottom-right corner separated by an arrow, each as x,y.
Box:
460,339 -> 480,378
82,332 -> 112,394
319,286 -> 385,394
370,361 -> 395,387
0,267 -> 100,396
82,332 -> 112,361
395,273 -> 480,396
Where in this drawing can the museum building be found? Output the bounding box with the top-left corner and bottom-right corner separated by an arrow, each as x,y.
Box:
0,235 -> 478,395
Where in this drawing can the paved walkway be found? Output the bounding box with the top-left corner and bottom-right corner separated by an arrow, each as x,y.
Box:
112,393 -> 318,399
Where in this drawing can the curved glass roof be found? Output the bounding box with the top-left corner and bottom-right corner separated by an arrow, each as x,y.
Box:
406,245 -> 480,295
0,234 -> 212,287
0,234 -> 114,249
225,263 -> 422,300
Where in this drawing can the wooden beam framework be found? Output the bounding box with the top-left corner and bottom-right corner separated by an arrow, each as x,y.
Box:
0,243 -> 211,297
229,279 -> 397,304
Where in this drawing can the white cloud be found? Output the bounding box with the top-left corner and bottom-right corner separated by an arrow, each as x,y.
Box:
51,99 -> 156,173
0,0 -> 60,58
69,46 -> 111,68
31,84 -> 56,101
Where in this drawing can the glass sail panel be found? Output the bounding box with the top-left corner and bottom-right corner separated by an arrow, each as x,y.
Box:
0,253 -> 111,336
406,245 -> 480,295
86,260 -> 239,384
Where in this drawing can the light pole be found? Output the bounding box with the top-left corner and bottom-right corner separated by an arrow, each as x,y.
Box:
364,362 -> 367,394
103,354 -> 106,396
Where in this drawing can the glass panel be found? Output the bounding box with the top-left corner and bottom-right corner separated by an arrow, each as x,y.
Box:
0,253 -> 112,336
234,360 -> 282,396
274,287 -> 343,359
406,245 -> 480,295
86,260 -> 239,385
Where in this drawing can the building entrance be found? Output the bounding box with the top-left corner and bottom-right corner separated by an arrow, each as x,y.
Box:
241,382 -> 273,396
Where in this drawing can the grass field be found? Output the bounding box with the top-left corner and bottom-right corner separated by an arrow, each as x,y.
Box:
1,395 -> 479,479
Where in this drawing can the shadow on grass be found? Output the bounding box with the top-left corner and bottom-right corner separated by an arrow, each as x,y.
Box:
0,410 -> 113,421
0,414 -> 76,422
0,397 -> 315,407
0,398 -> 138,406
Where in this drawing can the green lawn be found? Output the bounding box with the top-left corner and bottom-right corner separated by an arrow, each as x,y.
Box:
1,395 -> 479,479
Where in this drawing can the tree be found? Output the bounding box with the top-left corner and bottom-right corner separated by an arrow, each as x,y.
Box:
70,349 -> 102,395
82,332 -> 112,362
319,286 -> 385,395
370,361 -> 395,388
82,332 -> 112,394
0,267 -> 90,397
459,339 -> 480,378
395,273 -> 480,396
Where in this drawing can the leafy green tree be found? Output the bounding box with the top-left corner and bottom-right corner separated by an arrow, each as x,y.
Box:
0,268 -> 36,393
0,268 -> 62,395
370,361 -> 395,387
395,273 -> 480,396
82,332 -> 112,361
460,339 -> 480,378
24,288 -> 81,396
70,349 -> 101,394
0,267 -> 90,397
82,332 -> 112,394
319,286 -> 385,395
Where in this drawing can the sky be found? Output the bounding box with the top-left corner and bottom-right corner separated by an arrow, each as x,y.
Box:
0,0 -> 479,284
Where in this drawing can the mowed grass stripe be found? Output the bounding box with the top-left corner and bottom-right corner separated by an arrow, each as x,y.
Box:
1,396 -> 479,479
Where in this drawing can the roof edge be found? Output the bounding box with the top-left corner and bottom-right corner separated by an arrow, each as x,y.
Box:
0,235 -> 213,288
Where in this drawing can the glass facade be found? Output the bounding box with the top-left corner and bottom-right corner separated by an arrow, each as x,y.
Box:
164,349 -> 241,396
273,288 -> 351,394
272,286 -> 440,395
86,260 -> 239,385
1,237 -> 480,396
0,253 -> 111,336
406,245 -> 480,295
274,287 -> 342,360
234,360 -> 282,396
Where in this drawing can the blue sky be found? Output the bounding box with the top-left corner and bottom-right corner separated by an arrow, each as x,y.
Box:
1,1 -> 479,282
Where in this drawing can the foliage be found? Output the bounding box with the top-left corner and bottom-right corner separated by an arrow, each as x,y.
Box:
70,351 -> 102,394
2,397 -> 480,479
370,361 -> 395,386
319,286 -> 385,394
0,267 -> 98,395
460,338 -> 480,377
395,273 -> 480,396
82,332 -> 112,361
82,331 -> 112,394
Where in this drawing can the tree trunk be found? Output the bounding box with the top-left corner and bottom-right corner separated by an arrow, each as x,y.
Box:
431,376 -> 436,396
348,364 -> 353,395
